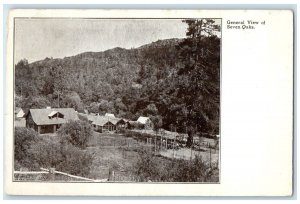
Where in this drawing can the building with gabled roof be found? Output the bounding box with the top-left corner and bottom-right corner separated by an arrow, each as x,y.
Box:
91,115 -> 127,133
26,107 -> 79,134
137,116 -> 153,130
15,107 -> 29,118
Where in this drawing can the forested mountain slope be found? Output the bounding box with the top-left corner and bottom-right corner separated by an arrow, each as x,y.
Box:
15,20 -> 220,135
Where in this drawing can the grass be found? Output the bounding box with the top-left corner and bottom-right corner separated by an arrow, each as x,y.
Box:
86,132 -> 152,181
87,131 -> 140,147
87,146 -> 140,181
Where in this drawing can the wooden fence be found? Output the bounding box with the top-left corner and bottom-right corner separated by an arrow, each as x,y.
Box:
14,167 -> 108,182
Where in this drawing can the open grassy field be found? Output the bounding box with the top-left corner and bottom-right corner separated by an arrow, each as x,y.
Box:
86,132 -> 153,181
86,131 -> 219,181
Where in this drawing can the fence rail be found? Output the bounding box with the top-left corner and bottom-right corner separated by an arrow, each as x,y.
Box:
14,168 -> 107,182
14,171 -> 49,174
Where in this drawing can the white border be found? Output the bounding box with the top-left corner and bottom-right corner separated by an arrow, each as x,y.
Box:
5,9 -> 293,196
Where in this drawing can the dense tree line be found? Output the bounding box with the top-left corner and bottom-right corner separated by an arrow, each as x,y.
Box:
15,20 -> 220,137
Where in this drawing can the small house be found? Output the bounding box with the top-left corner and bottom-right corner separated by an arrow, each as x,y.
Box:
92,116 -> 128,133
137,116 -> 153,130
26,107 -> 79,134
115,118 -> 127,129
16,108 -> 28,118
92,116 -> 117,133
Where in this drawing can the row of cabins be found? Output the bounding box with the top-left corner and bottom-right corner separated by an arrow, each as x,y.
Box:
17,107 -> 154,134
84,113 -> 153,133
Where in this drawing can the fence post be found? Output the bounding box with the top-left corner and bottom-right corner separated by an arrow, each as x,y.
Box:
209,143 -> 212,168
49,168 -> 55,180
108,168 -> 114,181
166,138 -> 168,149
190,145 -> 193,161
154,135 -> 157,152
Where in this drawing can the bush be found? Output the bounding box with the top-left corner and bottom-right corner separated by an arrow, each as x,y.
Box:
28,136 -> 63,170
171,155 -> 208,182
133,148 -> 216,182
134,148 -> 160,182
57,120 -> 93,149
58,145 -> 94,176
14,127 -> 94,178
28,136 -> 94,177
14,127 -> 39,169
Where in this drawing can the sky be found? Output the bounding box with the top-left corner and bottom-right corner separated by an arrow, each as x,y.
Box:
15,19 -> 186,63
15,18 -> 221,63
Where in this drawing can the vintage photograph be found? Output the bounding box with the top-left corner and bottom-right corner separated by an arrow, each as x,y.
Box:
13,18 -> 221,183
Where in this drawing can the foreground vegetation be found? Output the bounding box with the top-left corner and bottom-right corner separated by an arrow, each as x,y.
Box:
134,148 -> 218,182
14,122 -> 94,177
15,124 -> 219,182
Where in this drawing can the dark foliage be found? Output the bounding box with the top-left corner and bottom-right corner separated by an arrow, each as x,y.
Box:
14,127 -> 39,169
133,148 -> 218,182
14,127 -> 94,177
29,137 -> 94,177
57,120 -> 93,149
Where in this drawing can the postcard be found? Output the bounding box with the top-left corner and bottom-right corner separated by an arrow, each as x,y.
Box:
4,9 -> 293,196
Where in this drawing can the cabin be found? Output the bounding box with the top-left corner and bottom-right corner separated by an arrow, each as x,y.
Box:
137,116 -> 154,130
115,118 -> 127,129
92,116 -> 127,133
26,107 -> 79,134
15,107 -> 28,118
92,116 -> 117,133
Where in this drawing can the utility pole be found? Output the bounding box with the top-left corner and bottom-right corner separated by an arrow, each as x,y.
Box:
190,144 -> 193,161
160,133 -> 162,151
57,91 -> 60,108
154,132 -> 157,152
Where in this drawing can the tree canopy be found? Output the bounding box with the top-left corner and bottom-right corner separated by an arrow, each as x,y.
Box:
15,19 -> 220,136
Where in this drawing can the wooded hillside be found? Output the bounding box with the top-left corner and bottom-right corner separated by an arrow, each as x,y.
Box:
15,20 -> 220,135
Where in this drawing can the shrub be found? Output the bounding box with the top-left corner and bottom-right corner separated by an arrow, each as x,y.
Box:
29,136 -> 94,177
14,127 -> 39,169
133,148 -> 215,182
57,120 -> 93,149
14,127 -> 94,178
78,114 -> 88,122
171,155 -> 208,182
134,148 -> 160,182
28,136 -> 63,170
56,144 -> 94,176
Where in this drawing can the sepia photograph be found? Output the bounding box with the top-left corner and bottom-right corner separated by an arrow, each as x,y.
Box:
13,18 -> 221,183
